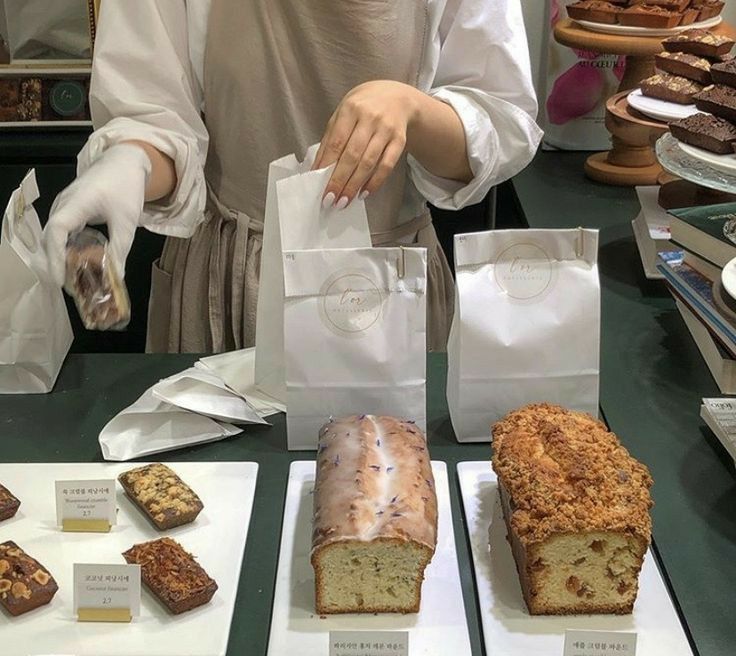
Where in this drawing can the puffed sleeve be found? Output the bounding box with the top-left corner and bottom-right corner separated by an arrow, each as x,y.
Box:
77,0 -> 209,238
408,0 -> 543,210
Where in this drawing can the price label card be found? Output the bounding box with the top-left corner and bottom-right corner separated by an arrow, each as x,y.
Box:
55,479 -> 116,530
564,630 -> 637,656
74,563 -> 141,621
329,631 -> 409,656
703,398 -> 736,442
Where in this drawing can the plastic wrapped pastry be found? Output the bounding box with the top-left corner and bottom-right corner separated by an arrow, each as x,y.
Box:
64,228 -> 130,331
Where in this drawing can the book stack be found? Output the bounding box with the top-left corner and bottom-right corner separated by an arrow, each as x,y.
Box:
657,202 -> 736,392
632,186 -> 679,279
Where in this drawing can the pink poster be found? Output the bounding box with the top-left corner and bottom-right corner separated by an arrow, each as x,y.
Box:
541,0 -> 626,150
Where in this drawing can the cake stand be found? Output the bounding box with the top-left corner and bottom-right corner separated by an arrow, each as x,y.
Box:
553,18 -> 736,186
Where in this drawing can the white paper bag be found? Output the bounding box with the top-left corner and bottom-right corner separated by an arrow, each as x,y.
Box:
283,246 -> 427,450
99,389 -> 242,461
151,367 -> 269,424
0,170 -> 73,393
254,147 -> 371,403
447,228 -> 600,441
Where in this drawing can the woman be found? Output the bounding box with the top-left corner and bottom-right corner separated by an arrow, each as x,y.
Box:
44,0 -> 542,353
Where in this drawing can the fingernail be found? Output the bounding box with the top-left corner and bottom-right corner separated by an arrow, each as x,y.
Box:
335,196 -> 349,210
322,192 -> 336,209
359,190 -> 370,201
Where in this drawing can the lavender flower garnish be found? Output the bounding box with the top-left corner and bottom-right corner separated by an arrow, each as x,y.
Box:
358,414 -> 366,420
376,438 -> 381,447
391,512 -> 402,517
386,466 -> 394,473
425,479 -> 433,489
376,510 -> 384,516
390,495 -> 398,504
369,465 -> 381,472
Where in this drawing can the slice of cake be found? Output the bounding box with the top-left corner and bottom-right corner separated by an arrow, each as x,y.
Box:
670,113 -> 736,154
640,72 -> 703,104
311,415 -> 437,614
663,29 -> 735,58
619,4 -> 682,28
656,51 -> 712,84
694,84 -> 736,122
0,541 -> 58,616
711,59 -> 736,86
492,404 -> 653,615
566,1 -> 622,24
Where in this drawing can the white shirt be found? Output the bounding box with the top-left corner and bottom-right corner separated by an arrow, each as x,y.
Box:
80,0 -> 543,239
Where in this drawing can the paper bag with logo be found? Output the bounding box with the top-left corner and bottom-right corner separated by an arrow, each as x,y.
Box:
255,147 -> 371,403
282,246 -> 427,450
447,228 -> 600,441
0,169 -> 73,393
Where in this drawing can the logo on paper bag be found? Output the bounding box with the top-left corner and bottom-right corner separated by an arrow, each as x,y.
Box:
494,243 -> 554,301
321,272 -> 384,336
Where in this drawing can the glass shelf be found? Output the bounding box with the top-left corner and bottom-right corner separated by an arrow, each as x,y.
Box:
656,132 -> 736,195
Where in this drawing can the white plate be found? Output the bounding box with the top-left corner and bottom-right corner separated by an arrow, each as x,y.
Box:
267,461 -> 471,656
627,89 -> 699,122
721,256 -> 736,299
679,140 -> 736,173
457,462 -> 694,656
576,14 -> 721,37
0,461 -> 258,656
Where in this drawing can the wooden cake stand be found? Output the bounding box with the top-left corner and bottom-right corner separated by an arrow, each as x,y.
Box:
553,18 -> 736,186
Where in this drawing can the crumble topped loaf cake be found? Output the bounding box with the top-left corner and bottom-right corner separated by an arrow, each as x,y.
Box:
640,72 -> 703,104
655,51 -> 712,84
670,112 -> 736,153
123,537 -> 217,614
0,541 -> 58,616
311,415 -> 437,614
118,463 -> 204,531
0,484 -> 20,522
491,404 -> 653,616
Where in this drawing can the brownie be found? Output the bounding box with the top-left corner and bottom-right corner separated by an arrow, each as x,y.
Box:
679,7 -> 701,25
641,72 -> 703,104
0,542 -> 58,616
118,463 -> 204,531
619,4 -> 682,28
694,84 -> 736,122
663,29 -> 735,58
692,0 -> 725,21
670,112 -> 736,154
711,59 -> 736,86
122,538 -> 217,615
656,51 -> 712,83
0,485 -> 20,522
567,0 -> 622,24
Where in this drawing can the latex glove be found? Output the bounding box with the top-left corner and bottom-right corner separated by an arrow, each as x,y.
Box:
43,143 -> 152,286
312,80 -> 419,209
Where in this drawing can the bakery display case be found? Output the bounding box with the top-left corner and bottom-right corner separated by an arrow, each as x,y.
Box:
0,0 -> 96,127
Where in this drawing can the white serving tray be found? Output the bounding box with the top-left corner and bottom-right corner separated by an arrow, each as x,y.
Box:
457,462 -> 694,656
679,140 -> 736,174
627,89 -> 699,123
576,14 -> 720,37
267,461 -> 471,656
0,461 -> 258,656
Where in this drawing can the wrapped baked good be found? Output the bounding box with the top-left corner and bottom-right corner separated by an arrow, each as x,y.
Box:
64,228 -> 130,331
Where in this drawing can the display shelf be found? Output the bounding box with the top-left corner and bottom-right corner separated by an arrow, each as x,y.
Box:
656,132 -> 736,195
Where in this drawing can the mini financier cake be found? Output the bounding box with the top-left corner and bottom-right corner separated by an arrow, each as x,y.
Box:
0,484 -> 20,522
118,463 -> 204,531
311,415 -> 437,614
492,404 -> 653,615
0,541 -> 58,616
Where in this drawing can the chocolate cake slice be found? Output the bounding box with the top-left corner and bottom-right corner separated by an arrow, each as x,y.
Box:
0,485 -> 20,522
641,73 -> 703,104
670,113 -> 736,154
0,542 -> 58,616
711,59 -> 736,87
656,51 -> 712,84
663,29 -> 735,58
694,84 -> 736,122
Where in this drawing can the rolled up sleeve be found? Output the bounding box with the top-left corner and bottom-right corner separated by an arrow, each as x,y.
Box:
78,0 -> 209,238
409,0 -> 543,210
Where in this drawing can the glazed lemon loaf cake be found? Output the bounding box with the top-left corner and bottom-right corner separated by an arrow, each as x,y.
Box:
492,404 -> 653,615
311,415 -> 437,614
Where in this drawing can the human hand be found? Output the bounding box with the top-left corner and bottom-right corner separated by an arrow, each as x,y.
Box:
312,80 -> 420,209
43,143 -> 151,286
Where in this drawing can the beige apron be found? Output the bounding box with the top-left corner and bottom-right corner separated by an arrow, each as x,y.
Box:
146,0 -> 454,354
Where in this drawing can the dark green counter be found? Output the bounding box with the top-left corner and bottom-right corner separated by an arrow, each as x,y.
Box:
1,151 -> 733,655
